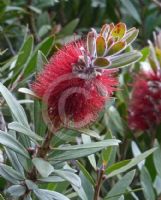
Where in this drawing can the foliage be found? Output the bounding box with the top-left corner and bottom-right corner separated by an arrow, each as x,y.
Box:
0,0 -> 161,200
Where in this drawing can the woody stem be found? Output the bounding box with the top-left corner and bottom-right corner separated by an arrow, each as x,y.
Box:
94,165 -> 105,200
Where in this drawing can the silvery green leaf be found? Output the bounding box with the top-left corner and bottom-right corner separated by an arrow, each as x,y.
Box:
18,87 -> 38,98
0,163 -> 24,184
49,139 -> 120,162
25,180 -> 38,190
141,167 -> 155,200
0,194 -> 5,200
5,148 -> 25,176
38,176 -> 65,183
8,122 -> 43,141
81,134 -> 96,170
110,51 -> 142,68
0,83 -> 29,128
0,131 -> 30,159
105,170 -> 135,200
54,169 -> 81,188
32,158 -> 54,178
6,185 -> 26,197
33,189 -> 70,200
124,28 -> 139,46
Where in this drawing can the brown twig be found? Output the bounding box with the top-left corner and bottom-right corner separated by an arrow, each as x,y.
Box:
94,164 -> 105,200
27,129 -> 54,182
27,0 -> 40,43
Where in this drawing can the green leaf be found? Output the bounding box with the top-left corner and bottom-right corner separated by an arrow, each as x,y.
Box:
5,148 -> 25,176
102,131 -> 113,165
36,50 -> 48,73
6,185 -> 26,197
75,128 -> 101,139
32,158 -> 54,178
141,167 -> 155,200
124,28 -> 139,46
140,47 -> 150,62
0,131 -> 29,159
54,169 -> 81,188
13,35 -> 33,79
108,41 -> 126,56
8,122 -> 43,141
38,25 -> 51,37
96,36 -> 106,56
54,139 -> 120,151
105,170 -> 136,200
110,51 -> 142,68
153,141 -> 161,178
121,0 -> 141,24
131,141 -> 144,170
0,163 -> 24,184
81,134 -> 96,170
76,161 -> 95,186
108,106 -> 124,136
0,194 -> 5,200
77,171 -> 94,200
59,18 -> 79,37
111,23 -> 126,39
23,35 -> 54,78
94,57 -> 110,68
33,189 -> 70,200
38,176 -> 65,183
0,83 -> 29,128
18,87 -> 38,98
106,148 -> 157,178
50,139 -> 120,162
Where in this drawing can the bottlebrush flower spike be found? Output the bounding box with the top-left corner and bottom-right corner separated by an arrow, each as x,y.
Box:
128,69 -> 161,131
32,23 -> 141,130
128,32 -> 161,131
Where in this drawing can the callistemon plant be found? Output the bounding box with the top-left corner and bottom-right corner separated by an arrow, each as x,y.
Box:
1,22 -> 151,200
128,31 -> 161,132
32,23 -> 141,130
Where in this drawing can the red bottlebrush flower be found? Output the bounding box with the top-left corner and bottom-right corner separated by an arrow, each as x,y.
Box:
128,70 -> 161,131
32,23 -> 140,130
32,40 -> 117,129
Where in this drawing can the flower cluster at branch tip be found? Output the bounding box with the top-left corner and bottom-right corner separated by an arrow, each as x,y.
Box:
32,23 -> 140,129
128,31 -> 161,131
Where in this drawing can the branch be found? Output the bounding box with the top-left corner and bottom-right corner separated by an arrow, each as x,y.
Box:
94,164 -> 105,200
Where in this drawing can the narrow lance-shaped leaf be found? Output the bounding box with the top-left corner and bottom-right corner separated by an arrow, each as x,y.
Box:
49,139 -> 120,162
0,83 -> 29,128
33,189 -> 70,200
141,167 -> 155,200
0,163 -> 25,184
8,121 -> 43,141
110,51 -> 142,68
6,185 -> 26,197
54,169 -> 81,188
106,148 -> 157,178
0,130 -> 30,159
105,170 -> 136,200
124,28 -> 139,46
